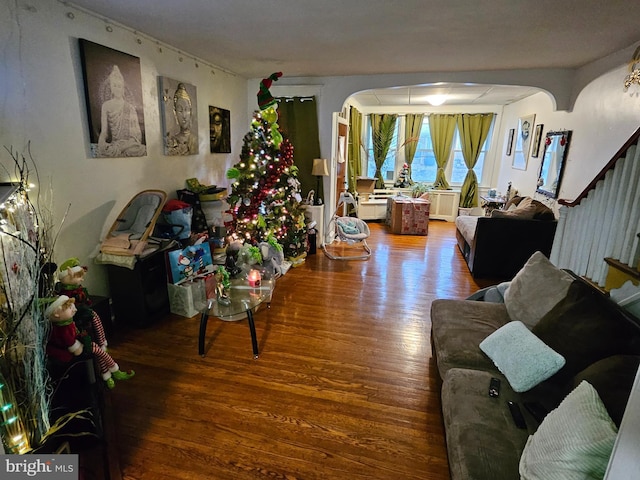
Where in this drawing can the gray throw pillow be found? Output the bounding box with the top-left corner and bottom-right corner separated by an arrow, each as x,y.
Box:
504,251 -> 574,329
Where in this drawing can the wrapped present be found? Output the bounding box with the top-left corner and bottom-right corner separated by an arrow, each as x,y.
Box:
387,197 -> 430,235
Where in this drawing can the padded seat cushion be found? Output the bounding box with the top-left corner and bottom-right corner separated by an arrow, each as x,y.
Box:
454,215 -> 479,246
441,368 -> 530,480
431,299 -> 511,378
113,192 -> 164,239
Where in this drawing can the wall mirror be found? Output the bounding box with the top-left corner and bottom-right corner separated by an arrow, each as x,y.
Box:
536,130 -> 571,198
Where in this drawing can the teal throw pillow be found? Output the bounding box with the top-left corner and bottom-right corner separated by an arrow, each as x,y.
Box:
479,320 -> 566,392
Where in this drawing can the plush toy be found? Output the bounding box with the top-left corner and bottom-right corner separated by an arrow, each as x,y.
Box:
224,238 -> 244,277
55,257 -> 107,346
237,244 -> 262,274
45,295 -> 134,389
258,237 -> 284,279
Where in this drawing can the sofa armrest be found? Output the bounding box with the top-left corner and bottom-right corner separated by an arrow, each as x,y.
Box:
469,217 -> 557,279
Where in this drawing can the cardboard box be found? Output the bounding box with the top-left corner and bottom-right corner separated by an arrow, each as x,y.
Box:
356,177 -> 376,195
387,197 -> 430,235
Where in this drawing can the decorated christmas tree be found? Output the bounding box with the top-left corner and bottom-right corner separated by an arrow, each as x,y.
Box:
226,72 -> 308,263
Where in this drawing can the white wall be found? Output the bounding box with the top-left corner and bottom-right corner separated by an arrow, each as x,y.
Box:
0,0 -> 249,295
495,66 -> 640,203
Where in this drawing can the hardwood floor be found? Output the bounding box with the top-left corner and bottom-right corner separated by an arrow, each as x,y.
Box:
106,220 -> 491,480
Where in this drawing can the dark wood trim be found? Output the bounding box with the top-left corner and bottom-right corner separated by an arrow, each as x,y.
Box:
558,125 -> 640,207
604,257 -> 640,281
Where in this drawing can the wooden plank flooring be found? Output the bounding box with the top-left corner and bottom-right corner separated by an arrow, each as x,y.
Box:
107,220 -> 492,480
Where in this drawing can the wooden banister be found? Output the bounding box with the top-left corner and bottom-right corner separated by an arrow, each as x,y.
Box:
558,125 -> 640,207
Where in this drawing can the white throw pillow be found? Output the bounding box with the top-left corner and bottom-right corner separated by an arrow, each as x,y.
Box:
504,251 -> 574,329
519,381 -> 618,479
479,320 -> 566,392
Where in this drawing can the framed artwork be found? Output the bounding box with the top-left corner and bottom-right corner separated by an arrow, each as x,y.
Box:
512,114 -> 536,170
531,123 -> 544,158
79,39 -> 146,158
506,128 -> 515,156
160,77 -> 199,155
209,106 -> 231,153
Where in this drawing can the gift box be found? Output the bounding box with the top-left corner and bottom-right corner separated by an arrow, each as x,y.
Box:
387,197 -> 430,235
167,279 -> 207,318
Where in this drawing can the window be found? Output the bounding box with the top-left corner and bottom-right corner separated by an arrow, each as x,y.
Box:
365,119 -> 399,181
364,115 -> 493,187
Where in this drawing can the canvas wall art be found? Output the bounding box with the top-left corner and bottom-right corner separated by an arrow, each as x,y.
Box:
209,106 -> 231,153
531,123 -> 544,158
160,77 -> 199,155
79,39 -> 146,158
512,114 -> 536,170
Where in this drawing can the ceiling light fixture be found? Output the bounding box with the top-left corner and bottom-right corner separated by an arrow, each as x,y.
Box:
426,95 -> 447,106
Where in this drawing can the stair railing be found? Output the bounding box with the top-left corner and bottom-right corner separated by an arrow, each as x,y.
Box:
550,126 -> 640,287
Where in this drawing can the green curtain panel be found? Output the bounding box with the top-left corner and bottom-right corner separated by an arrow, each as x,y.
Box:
370,113 -> 397,188
456,113 -> 495,207
429,114 -> 457,189
275,97 -> 321,199
404,113 -> 424,182
348,106 -> 363,193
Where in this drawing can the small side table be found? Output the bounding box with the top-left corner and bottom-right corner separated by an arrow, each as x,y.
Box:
480,195 -> 507,216
198,278 -> 275,359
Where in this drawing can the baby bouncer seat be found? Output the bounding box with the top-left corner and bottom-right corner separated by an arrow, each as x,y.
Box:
322,191 -> 371,260
100,190 -> 167,256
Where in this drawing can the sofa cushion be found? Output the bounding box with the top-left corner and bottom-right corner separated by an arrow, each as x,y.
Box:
571,355 -> 640,427
480,321 -> 566,392
532,279 -> 640,384
491,197 -> 537,219
441,368 -> 531,480
454,214 -> 479,246
503,196 -> 555,221
503,251 -> 574,329
519,381 -> 618,480
431,299 -> 511,378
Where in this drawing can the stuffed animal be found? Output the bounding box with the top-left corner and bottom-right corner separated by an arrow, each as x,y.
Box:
237,243 -> 262,274
224,238 -> 244,277
258,238 -> 284,279
45,295 -> 134,389
55,257 -> 107,347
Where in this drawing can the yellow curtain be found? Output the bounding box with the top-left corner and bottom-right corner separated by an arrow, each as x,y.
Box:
370,114 -> 397,188
404,114 -> 424,183
456,113 -> 495,207
348,106 -> 363,193
429,114 -> 457,189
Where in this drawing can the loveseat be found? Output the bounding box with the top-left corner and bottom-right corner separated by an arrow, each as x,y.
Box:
455,196 -> 557,279
431,252 -> 640,479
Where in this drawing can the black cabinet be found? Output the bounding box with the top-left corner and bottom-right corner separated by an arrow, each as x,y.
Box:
106,249 -> 169,328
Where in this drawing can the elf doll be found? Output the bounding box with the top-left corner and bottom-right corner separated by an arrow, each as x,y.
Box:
55,257 -> 108,350
45,295 -> 134,389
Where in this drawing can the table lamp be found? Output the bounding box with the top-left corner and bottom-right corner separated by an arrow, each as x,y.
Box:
312,158 -> 329,205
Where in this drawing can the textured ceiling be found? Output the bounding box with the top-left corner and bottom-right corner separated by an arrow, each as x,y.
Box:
65,0 -> 640,106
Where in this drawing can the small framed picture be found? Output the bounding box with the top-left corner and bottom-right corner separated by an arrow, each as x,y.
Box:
531,124 -> 544,158
209,106 -> 231,153
506,128 -> 515,156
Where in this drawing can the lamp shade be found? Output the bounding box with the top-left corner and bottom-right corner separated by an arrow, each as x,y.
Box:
312,158 -> 329,176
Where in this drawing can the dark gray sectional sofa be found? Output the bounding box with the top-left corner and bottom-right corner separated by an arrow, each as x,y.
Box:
430,252 -> 640,479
